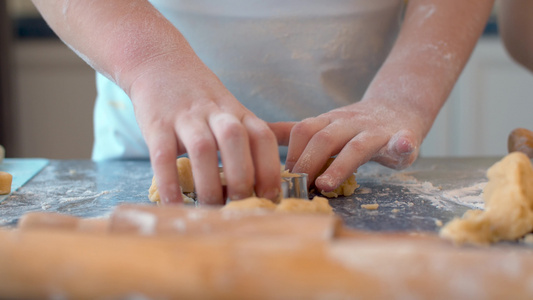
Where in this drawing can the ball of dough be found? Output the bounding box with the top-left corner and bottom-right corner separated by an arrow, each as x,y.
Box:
0,171 -> 13,195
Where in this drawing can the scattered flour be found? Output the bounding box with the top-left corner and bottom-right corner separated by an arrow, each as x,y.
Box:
361,169 -> 486,211
401,179 -> 485,210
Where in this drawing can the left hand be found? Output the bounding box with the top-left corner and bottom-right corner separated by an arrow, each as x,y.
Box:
270,98 -> 424,192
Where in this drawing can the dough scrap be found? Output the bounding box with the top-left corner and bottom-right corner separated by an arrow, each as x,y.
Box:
317,158 -> 359,198
361,203 -> 379,210
176,157 -> 194,193
0,171 -> 13,195
440,152 -> 533,245
222,196 -> 333,215
148,157 -> 195,204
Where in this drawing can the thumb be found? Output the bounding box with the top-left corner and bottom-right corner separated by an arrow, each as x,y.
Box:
267,121 -> 296,146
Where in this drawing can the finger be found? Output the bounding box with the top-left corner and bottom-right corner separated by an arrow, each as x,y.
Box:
315,133 -> 388,192
209,113 -> 254,201
177,120 -> 223,205
267,121 -> 296,146
285,118 -> 330,171
372,129 -> 419,170
245,116 -> 281,201
145,130 -> 183,205
292,122 -> 357,186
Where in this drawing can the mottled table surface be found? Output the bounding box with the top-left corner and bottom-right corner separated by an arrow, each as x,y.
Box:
0,157 -> 498,231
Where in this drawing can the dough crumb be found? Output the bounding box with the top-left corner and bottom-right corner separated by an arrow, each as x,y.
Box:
361,203 -> 379,210
0,171 -> 12,195
222,196 -> 333,215
440,152 -> 533,245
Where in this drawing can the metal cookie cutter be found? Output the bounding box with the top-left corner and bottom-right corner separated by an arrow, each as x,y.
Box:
281,173 -> 309,199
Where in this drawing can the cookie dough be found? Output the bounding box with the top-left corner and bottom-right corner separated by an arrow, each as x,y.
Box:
317,158 -> 360,198
0,171 -> 13,195
148,157 -> 195,204
176,157 -> 194,193
440,152 -> 533,245
222,196 -> 333,215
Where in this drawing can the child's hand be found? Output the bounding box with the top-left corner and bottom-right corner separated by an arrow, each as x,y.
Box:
129,52 -> 281,205
282,100 -> 423,192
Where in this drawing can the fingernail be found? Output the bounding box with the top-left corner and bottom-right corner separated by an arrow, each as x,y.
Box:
284,160 -> 296,170
230,190 -> 254,201
261,188 -> 280,201
316,174 -> 336,191
397,141 -> 414,156
392,135 -> 415,156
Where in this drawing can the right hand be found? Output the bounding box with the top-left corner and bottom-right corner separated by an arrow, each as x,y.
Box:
126,51 -> 281,205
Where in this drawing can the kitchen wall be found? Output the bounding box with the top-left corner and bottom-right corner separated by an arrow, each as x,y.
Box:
4,1 -> 533,159
0,2 -> 12,151
5,0 -> 95,159
422,36 -> 533,157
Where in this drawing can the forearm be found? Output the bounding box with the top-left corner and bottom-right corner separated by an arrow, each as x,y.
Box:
497,0 -> 533,71
363,0 -> 494,132
31,0 -> 200,93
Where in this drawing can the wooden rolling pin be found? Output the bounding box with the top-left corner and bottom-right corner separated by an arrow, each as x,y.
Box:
18,212 -> 108,232
1,228 -> 533,299
12,204 -> 533,298
18,204 -> 343,240
508,128 -> 533,158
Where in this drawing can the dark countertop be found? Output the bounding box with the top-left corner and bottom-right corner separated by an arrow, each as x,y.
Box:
0,157 -> 498,231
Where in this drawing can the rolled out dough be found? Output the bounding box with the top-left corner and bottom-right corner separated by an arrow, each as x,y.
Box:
222,196 -> 333,215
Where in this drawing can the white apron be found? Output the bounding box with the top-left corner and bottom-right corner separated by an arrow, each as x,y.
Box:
92,0 -> 404,161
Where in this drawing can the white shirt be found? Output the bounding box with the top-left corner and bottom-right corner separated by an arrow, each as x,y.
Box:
92,0 -> 404,161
